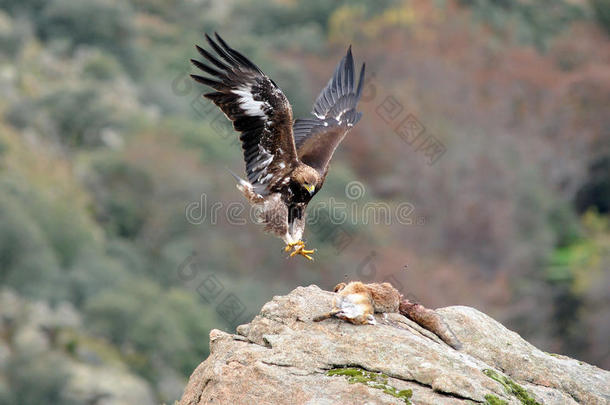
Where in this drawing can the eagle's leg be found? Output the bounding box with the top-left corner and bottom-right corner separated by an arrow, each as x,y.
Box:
283,215 -> 314,259
284,240 -> 303,252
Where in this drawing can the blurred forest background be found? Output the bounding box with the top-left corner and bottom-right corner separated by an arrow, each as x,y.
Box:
0,0 -> 609,403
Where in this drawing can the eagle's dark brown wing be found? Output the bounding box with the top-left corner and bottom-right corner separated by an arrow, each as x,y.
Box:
293,47 -> 365,175
190,33 -> 298,195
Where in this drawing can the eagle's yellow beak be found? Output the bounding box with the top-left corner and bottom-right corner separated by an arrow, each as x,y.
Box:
304,184 -> 315,194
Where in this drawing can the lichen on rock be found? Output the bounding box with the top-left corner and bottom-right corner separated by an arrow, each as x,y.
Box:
483,369 -> 541,405
326,367 -> 413,404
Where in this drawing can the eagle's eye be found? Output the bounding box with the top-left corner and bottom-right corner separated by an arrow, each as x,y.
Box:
303,183 -> 316,194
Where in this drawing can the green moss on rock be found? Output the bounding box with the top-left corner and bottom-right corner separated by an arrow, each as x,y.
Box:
327,367 -> 413,404
485,394 -> 508,405
483,369 -> 541,405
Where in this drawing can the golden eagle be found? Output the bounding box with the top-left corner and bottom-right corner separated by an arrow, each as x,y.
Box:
190,33 -> 365,260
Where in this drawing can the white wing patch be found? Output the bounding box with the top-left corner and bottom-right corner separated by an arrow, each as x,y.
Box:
258,144 -> 273,160
233,86 -> 266,117
252,153 -> 273,171
250,145 -> 276,186
258,172 -> 273,184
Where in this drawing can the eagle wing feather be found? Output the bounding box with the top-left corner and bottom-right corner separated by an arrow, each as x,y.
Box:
191,33 -> 298,195
293,47 -> 365,175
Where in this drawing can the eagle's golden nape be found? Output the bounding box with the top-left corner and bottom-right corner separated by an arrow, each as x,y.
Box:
190,33 -> 365,260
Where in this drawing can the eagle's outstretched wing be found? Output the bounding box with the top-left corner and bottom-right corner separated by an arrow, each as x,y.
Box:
293,47 -> 365,175
190,33 -> 298,195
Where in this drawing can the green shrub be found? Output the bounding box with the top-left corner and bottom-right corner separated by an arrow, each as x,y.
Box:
84,157 -> 154,239
6,87 -> 123,149
85,280 -> 218,378
38,0 -> 134,52
2,352 -> 76,405
460,0 -> 586,50
0,0 -> 47,17
591,0 -> 610,35
82,51 -> 122,81
0,189 -> 67,302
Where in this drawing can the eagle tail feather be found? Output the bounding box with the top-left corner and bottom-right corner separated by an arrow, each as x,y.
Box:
226,168 -> 249,189
226,168 -> 264,203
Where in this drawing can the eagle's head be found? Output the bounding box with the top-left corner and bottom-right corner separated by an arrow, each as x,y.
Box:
293,165 -> 320,195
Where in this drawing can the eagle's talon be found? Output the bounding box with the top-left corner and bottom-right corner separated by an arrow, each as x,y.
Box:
287,241 -> 315,260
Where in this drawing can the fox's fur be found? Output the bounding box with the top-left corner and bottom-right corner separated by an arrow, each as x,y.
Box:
314,281 -> 462,350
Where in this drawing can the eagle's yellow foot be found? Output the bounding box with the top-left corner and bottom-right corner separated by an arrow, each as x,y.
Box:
288,241 -> 315,261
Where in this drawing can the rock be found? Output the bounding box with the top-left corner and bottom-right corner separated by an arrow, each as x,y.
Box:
179,285 -> 610,405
